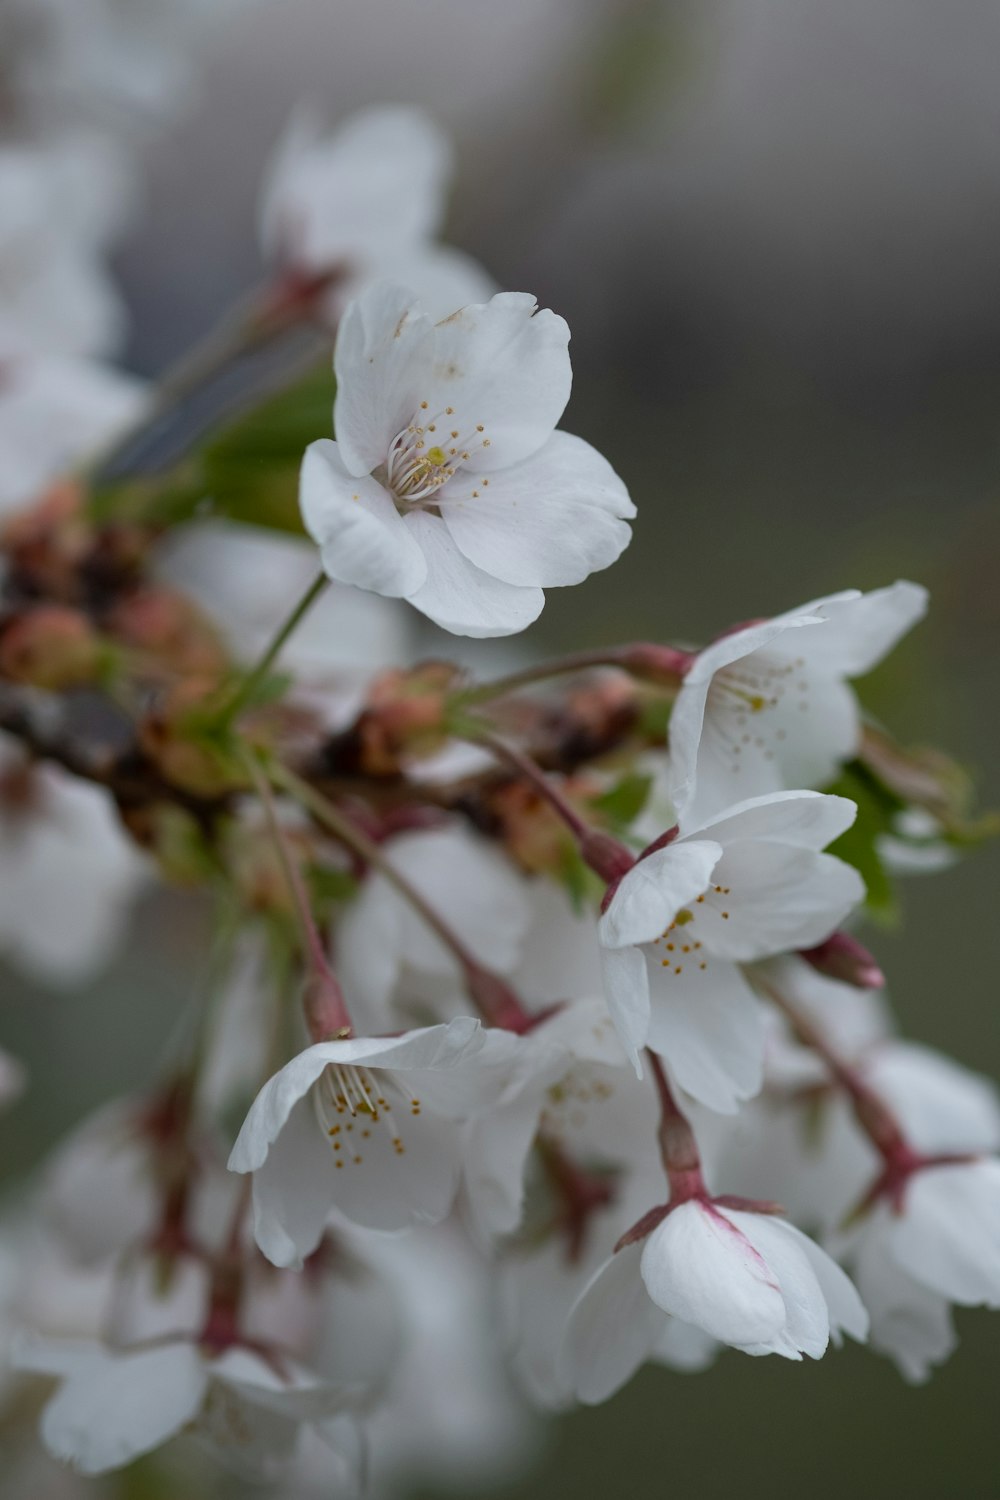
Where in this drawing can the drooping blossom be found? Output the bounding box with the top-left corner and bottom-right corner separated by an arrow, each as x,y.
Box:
228,1018 -> 529,1263
561,1200 -> 867,1402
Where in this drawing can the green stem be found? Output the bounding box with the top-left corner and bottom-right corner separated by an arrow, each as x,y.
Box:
216,571 -> 327,727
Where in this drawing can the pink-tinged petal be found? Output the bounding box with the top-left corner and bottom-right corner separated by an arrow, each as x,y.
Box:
299,438 -> 427,597
600,944 -> 652,1074
560,1242 -> 666,1404
34,1342 -> 207,1474
726,1212 -> 831,1358
333,283 -> 435,475
598,841 -> 722,950
646,957 -> 764,1114
250,1094 -> 339,1268
640,1202 -> 787,1347
402,509 -> 544,637
692,789 -> 858,852
794,582 -> 928,678
441,431 -> 634,588
419,293 -> 571,471
773,1220 -> 869,1345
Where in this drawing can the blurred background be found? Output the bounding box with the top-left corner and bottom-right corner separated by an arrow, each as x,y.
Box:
3,1 -> 999,1495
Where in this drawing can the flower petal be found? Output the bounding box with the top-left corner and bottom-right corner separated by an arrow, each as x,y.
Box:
419,292 -> 571,470
888,1161 -> 1000,1306
600,943 -> 652,1074
402,509 -> 544,637
692,789 -> 858,852
249,1094 -> 339,1268
705,843 -> 864,961
441,430 -> 634,588
646,957 -> 764,1113
332,282 -> 436,476
299,437 -> 427,597
640,1202 -> 787,1348
599,841 -> 722,950
560,1242 -> 666,1404
726,1212 -> 831,1358
794,582 -> 929,678
260,106 -> 450,271
34,1342 -> 207,1475
229,1018 -> 485,1174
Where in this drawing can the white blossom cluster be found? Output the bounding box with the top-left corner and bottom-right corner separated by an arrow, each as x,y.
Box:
0,57 -> 997,1500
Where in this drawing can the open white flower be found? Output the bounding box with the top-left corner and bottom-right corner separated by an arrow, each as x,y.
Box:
259,105 -> 494,325
0,144 -> 126,361
16,1336 -> 361,1485
667,582 -> 928,825
300,282 -> 635,636
561,1201 -> 867,1401
598,790 -> 864,1109
228,1018 -> 517,1264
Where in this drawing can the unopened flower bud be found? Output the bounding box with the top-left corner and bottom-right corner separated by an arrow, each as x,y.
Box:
617,643 -> 693,686
139,681 -> 242,798
108,587 -> 228,679
355,662 -> 460,775
0,606 -> 106,690
801,931 -> 885,990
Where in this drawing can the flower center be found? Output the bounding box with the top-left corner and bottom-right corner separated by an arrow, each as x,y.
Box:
313,1063 -> 420,1167
649,883 -> 732,976
708,654 -> 810,775
384,402 -> 492,509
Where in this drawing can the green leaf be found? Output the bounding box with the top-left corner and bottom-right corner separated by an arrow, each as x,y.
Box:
826,764 -> 898,924
198,361 -> 335,532
309,864 -> 358,907
590,771 -> 653,831
89,360 -> 335,533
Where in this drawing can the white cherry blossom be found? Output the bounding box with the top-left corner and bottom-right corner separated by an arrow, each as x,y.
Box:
0,739 -> 145,986
667,582 -> 928,825
0,145 -> 126,361
561,1200 -> 867,1401
300,281 -> 635,636
15,1335 -> 361,1485
228,1018 -> 519,1264
0,355 -> 146,515
258,105 -> 494,321
598,790 -> 864,1108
